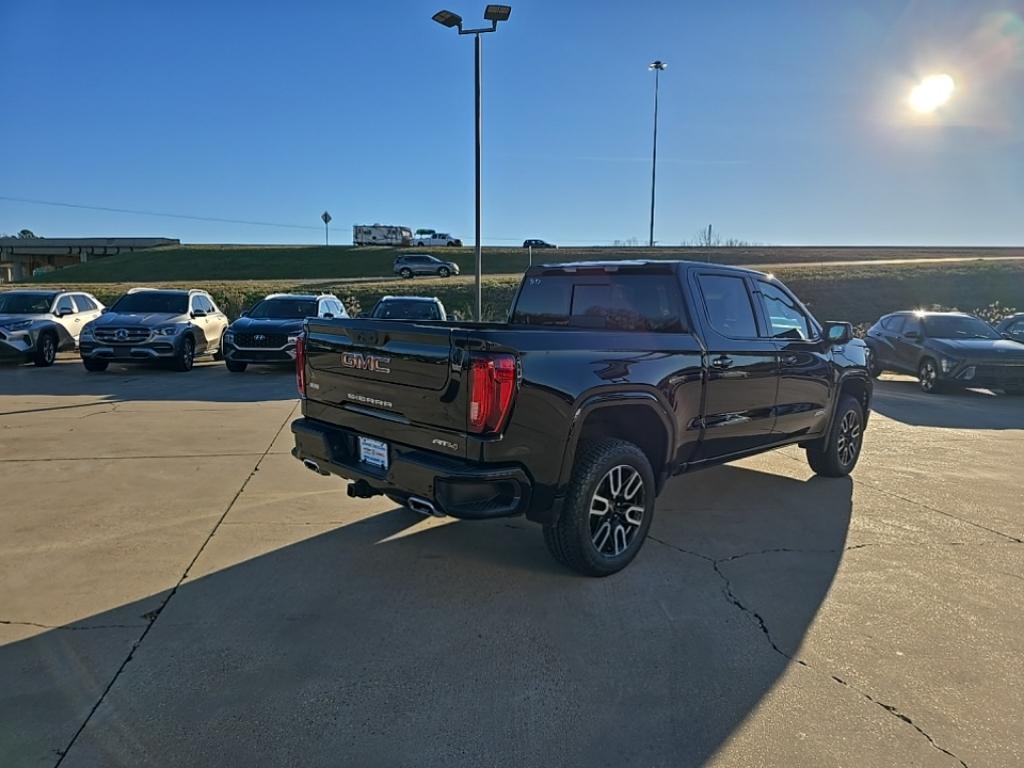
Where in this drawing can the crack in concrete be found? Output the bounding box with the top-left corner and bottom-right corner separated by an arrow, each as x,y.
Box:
52,401 -> 300,768
0,619 -> 146,631
649,536 -> 969,767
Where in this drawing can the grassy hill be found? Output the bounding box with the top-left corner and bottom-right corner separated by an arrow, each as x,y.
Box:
22,260 -> 1022,328
26,243 -> 1024,284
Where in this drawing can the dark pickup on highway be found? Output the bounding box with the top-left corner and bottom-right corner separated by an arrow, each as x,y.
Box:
291,261 -> 872,575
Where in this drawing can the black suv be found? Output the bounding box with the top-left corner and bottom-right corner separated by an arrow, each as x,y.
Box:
223,293 -> 347,372
292,261 -> 872,575
866,310 -> 1024,394
80,288 -> 227,372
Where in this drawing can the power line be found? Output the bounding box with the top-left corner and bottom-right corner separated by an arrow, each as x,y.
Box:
0,195 -> 321,230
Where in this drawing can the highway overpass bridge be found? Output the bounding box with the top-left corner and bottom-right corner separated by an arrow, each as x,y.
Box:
0,237 -> 179,283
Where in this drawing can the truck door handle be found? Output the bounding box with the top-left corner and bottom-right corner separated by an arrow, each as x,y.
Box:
711,355 -> 733,369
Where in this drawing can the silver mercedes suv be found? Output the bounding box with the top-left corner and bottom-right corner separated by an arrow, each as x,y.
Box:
79,288 -> 228,372
0,289 -> 105,366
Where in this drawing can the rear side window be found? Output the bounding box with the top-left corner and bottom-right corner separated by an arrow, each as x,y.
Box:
512,275 -> 686,332
696,274 -> 757,338
881,315 -> 905,332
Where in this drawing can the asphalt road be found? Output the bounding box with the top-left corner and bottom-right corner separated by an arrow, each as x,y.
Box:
1,360 -> 1021,767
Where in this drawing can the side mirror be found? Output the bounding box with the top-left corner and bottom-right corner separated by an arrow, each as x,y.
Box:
240,309 -> 249,318
100,307 -> 109,314
824,321 -> 853,345
1002,332 -> 1015,340
322,312 -> 334,319
191,310 -> 207,319
56,308 -> 73,318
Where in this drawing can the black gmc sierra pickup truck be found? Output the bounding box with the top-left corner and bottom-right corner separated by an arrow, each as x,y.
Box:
291,261 -> 872,576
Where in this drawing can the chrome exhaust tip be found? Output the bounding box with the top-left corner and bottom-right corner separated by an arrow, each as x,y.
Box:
407,496 -> 445,518
303,459 -> 328,476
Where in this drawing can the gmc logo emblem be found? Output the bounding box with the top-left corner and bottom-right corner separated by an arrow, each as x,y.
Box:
341,352 -> 391,374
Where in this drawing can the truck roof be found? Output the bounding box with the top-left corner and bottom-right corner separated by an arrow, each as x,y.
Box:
532,259 -> 769,278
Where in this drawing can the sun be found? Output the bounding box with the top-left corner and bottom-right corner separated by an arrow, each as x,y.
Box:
909,74 -> 955,113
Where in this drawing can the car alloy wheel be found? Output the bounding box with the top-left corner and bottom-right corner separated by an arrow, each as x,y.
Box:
589,464 -> 646,557
42,335 -> 56,364
836,409 -> 862,467
919,359 -> 938,393
439,267 -> 450,278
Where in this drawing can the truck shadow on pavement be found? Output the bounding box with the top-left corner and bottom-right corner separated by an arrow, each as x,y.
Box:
1,465 -> 853,768
0,359 -> 297,409
871,378 -> 1024,430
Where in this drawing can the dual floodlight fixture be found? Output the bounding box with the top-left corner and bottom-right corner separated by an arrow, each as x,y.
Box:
649,60 -> 667,71
432,5 -> 512,33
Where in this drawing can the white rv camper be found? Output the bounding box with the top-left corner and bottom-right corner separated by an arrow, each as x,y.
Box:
352,224 -> 413,246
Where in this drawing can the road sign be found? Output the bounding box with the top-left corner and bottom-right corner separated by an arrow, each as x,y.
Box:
321,211 -> 332,224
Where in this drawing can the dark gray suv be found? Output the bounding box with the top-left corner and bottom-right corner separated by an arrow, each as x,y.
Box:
393,254 -> 460,279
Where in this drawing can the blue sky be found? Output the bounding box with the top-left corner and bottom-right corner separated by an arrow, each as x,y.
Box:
2,0 -> 1023,246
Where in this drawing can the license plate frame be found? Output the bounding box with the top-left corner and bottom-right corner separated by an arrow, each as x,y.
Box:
358,436 -> 389,470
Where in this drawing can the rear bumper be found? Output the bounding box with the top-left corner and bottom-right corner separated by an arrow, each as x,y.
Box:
291,417 -> 532,520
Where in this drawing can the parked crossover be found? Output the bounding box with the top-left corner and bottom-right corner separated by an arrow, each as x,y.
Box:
0,290 -> 104,366
393,254 -> 460,279
368,296 -> 447,321
80,288 -> 227,372
222,293 -> 347,372
866,310 -> 1024,394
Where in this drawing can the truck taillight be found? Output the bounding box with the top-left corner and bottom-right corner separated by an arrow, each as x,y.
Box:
295,334 -> 307,396
468,354 -> 517,434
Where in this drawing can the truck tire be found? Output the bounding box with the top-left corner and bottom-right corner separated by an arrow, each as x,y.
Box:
33,331 -> 58,367
83,358 -> 108,372
806,394 -> 864,477
543,438 -> 655,577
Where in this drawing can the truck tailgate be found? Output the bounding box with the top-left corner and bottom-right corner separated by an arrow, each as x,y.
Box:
303,318 -> 468,449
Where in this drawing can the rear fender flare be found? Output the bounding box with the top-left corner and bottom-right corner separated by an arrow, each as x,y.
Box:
556,389 -> 675,494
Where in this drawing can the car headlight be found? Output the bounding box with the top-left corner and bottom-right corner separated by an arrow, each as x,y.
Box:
224,331 -> 235,343
80,324 -> 95,338
1,319 -> 32,332
287,335 -> 299,344
940,357 -> 960,373
155,325 -> 185,336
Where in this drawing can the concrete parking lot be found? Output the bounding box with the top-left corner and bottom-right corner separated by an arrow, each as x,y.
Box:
1,359 -> 1022,767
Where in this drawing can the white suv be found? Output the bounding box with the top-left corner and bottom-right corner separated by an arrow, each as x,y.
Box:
0,289 -> 105,366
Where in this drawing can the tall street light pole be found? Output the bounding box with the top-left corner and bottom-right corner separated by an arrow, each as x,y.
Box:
648,60 -> 666,249
433,5 -> 512,321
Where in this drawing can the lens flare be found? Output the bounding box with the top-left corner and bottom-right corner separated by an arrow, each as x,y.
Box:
908,74 -> 955,113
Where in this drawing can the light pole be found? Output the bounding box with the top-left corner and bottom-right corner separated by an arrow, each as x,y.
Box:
648,60 -> 666,249
432,5 -> 512,321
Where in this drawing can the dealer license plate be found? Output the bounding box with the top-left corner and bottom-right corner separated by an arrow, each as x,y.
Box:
358,437 -> 389,470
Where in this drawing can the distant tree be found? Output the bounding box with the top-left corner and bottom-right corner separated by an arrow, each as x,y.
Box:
696,224 -> 721,247
17,229 -> 39,239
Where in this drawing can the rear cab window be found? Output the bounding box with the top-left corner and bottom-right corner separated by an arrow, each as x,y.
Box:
511,269 -> 687,332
